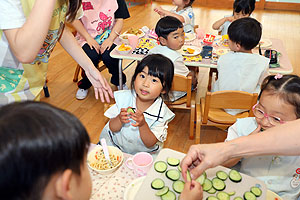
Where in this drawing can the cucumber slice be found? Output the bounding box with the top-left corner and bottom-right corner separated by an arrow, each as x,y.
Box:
228,191 -> 236,196
212,177 -> 226,191
154,161 -> 168,173
195,172 -> 207,185
161,190 -> 176,200
177,165 -> 182,172
202,179 -> 213,191
187,170 -> 192,182
207,197 -> 219,200
234,197 -> 243,200
229,169 -> 242,183
244,191 -> 257,200
207,187 -> 217,194
173,180 -> 185,194
151,178 -> 165,190
250,187 -> 262,197
217,191 -> 230,200
167,157 -> 180,166
155,186 -> 169,196
216,170 -> 228,181
166,169 -> 180,181
127,107 -> 135,113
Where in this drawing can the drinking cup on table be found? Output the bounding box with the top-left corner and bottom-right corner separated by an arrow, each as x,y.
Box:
125,152 -> 153,177
195,27 -> 205,40
128,35 -> 139,48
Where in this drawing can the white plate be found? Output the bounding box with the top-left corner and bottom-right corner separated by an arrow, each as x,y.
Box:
178,45 -> 201,56
216,48 -> 231,56
257,38 -> 272,49
124,176 -> 146,200
185,33 -> 196,42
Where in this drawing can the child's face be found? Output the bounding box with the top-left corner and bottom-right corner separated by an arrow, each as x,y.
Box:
134,66 -> 164,103
254,91 -> 297,131
233,11 -> 250,20
172,0 -> 187,7
164,27 -> 185,50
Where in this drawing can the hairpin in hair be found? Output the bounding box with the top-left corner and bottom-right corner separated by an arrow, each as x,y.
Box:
274,73 -> 283,80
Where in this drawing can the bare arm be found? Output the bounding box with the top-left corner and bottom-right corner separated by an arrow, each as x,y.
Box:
109,115 -> 123,132
4,0 -> 56,63
154,6 -> 185,23
59,27 -> 113,102
212,16 -> 234,30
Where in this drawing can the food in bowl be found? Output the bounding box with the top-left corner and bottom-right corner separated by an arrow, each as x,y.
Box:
125,28 -> 143,35
118,43 -> 131,51
88,145 -> 123,174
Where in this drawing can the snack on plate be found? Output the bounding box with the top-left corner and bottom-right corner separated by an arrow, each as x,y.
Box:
126,28 -> 143,35
118,44 -> 131,51
187,48 -> 195,54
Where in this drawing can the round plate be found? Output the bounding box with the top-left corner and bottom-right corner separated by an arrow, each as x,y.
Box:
266,190 -> 282,200
122,29 -> 145,38
124,176 -> 146,200
257,38 -> 272,49
216,48 -> 231,56
178,45 -> 201,56
185,33 -> 196,42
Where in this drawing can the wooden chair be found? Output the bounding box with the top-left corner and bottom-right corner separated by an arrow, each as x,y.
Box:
195,90 -> 258,144
166,75 -> 196,140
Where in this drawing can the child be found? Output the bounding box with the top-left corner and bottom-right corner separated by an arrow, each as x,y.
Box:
0,101 -> 92,200
223,74 -> 300,200
212,17 -> 269,115
72,0 -> 130,100
154,0 -> 195,33
212,0 -> 255,35
99,54 -> 175,155
0,0 -> 112,105
149,16 -> 197,91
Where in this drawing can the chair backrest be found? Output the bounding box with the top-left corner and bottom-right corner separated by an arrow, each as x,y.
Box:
168,74 -> 192,107
203,90 -> 258,119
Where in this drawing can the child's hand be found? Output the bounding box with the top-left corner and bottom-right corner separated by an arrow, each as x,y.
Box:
86,36 -> 100,53
226,16 -> 235,22
100,37 -> 114,53
154,6 -> 166,17
250,124 -> 262,135
130,109 -> 146,127
119,108 -> 131,124
180,180 -> 203,200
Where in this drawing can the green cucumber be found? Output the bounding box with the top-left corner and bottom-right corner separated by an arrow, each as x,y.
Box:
207,187 -> 217,194
244,191 -> 257,200
151,178 -> 165,190
127,107 -> 135,113
234,197 -> 243,200
166,169 -> 180,181
228,191 -> 236,196
167,157 -> 180,166
206,197 -> 219,200
161,190 -> 176,200
216,170 -> 228,181
154,161 -> 168,173
195,172 -> 207,185
177,165 -> 182,172
217,191 -> 230,200
187,170 -> 192,182
173,180 -> 185,194
155,186 -> 169,196
212,177 -> 226,191
229,169 -> 242,183
250,186 -> 262,197
202,179 -> 212,191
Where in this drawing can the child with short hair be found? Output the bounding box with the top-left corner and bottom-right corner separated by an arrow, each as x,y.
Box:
223,74 -> 300,200
149,16 -> 197,89
154,0 -> 195,33
0,101 -> 92,200
73,0 -> 130,100
99,54 -> 175,155
212,17 -> 269,115
212,0 -> 255,35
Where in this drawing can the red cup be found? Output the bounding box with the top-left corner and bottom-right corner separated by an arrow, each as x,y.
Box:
128,35 -> 139,48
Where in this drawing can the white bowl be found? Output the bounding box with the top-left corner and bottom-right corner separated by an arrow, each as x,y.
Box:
87,145 -> 123,175
116,44 -> 132,55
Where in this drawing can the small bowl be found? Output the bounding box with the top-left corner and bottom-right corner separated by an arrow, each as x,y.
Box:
87,145 -> 123,175
116,44 -> 132,55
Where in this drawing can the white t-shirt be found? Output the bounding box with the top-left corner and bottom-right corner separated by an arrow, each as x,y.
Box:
170,6 -> 195,33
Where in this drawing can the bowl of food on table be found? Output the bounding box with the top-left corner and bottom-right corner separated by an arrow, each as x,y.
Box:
119,28 -> 145,43
116,44 -> 132,55
87,145 -> 123,175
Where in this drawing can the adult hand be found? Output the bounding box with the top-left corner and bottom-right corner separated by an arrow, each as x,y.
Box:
100,38 -> 114,53
86,36 -> 100,54
181,143 -> 229,181
84,67 -> 113,102
180,180 -> 203,200
130,109 -> 146,127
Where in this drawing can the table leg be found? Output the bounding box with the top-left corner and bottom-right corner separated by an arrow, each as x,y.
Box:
118,59 -> 123,90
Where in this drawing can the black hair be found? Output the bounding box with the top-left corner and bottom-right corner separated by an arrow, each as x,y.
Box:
228,17 -> 262,50
233,0 -> 255,15
259,74 -> 300,118
0,101 -> 90,200
66,0 -> 82,22
184,0 -> 195,7
155,16 -> 183,40
131,54 -> 174,101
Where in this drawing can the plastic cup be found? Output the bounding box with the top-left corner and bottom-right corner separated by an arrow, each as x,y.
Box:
195,27 -> 205,40
128,35 -> 139,48
125,152 -> 153,177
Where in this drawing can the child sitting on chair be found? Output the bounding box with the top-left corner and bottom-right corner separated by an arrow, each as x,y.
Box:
99,54 -> 175,156
212,17 -> 269,115
212,0 -> 255,36
149,16 -> 197,94
223,74 -> 300,200
0,101 -> 92,200
154,0 -> 195,33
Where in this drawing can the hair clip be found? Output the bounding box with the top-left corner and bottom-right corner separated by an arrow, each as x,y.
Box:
274,73 -> 283,80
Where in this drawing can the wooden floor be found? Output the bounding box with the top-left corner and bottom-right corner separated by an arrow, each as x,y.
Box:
41,3 -> 300,153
